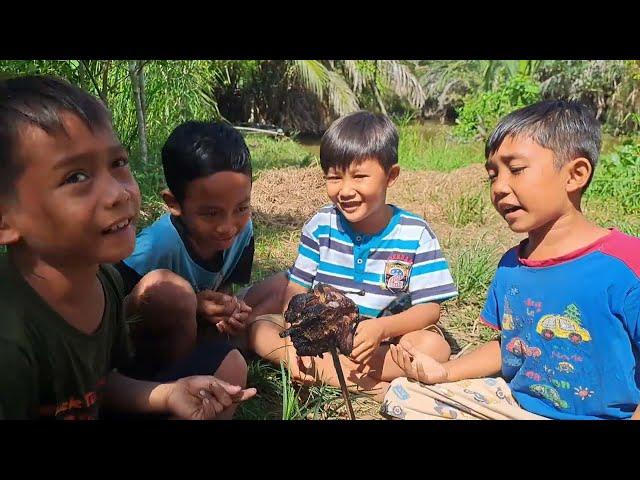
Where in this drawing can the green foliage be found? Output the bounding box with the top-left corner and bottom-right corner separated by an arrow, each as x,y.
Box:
587,139 -> 640,214
449,239 -> 499,308
454,75 -> 541,140
446,192 -> 488,227
536,60 -> 640,135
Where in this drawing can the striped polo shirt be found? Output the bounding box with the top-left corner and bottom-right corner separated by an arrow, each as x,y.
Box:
288,204 -> 458,318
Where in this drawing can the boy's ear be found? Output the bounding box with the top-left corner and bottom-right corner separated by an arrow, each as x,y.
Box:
161,189 -> 182,216
565,157 -> 592,193
0,209 -> 21,246
386,164 -> 400,187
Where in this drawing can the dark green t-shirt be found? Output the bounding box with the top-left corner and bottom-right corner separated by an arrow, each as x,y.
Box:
0,255 -> 132,419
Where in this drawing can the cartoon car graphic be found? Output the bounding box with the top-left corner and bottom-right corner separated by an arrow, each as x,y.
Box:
529,384 -> 569,409
506,337 -> 542,358
556,362 -> 575,373
536,314 -> 591,343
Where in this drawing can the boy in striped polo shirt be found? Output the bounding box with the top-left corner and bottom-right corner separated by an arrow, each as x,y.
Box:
249,111 -> 457,397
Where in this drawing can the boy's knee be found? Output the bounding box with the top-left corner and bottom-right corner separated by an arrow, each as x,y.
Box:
400,330 -> 451,363
217,349 -> 248,388
247,314 -> 285,345
133,269 -> 197,330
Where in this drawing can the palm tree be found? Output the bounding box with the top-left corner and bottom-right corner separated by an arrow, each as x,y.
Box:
204,60 -> 425,133
340,60 -> 426,115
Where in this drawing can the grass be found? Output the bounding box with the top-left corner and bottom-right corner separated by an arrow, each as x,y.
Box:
233,359 -> 350,420
245,134 -> 318,171
448,237 -> 501,309
398,124 -> 485,171
445,191 -> 489,227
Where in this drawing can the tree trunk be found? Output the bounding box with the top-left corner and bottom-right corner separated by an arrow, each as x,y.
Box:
129,60 -> 149,164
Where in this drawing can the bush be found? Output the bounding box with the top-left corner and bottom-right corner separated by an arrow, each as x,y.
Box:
454,75 -> 541,141
587,139 -> 640,214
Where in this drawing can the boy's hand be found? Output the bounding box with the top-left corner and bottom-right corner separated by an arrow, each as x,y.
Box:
196,289 -> 253,335
216,299 -> 252,336
350,320 -> 385,364
197,290 -> 235,319
165,376 -> 256,420
390,341 -> 448,384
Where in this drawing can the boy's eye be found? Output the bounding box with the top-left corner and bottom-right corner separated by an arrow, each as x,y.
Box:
325,176 -> 340,181
113,157 -> 129,168
354,174 -> 368,179
63,172 -> 90,185
510,167 -> 525,175
238,205 -> 251,213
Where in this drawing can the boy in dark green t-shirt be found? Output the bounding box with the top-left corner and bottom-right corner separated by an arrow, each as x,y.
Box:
0,75 -> 256,419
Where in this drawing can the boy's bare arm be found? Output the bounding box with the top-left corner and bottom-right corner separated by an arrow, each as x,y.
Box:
281,280 -> 308,314
243,272 -> 289,319
392,337 -> 501,384
376,302 -> 441,339
350,303 -> 441,364
103,371 -> 255,419
103,371 -> 174,414
442,339 -> 502,381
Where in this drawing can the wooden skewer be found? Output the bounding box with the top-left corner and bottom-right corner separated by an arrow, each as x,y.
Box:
329,346 -> 356,420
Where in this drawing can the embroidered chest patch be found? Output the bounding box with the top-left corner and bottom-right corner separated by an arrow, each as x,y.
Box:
383,256 -> 413,293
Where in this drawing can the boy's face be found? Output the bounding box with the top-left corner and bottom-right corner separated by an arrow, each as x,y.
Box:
485,135 -> 571,234
2,113 -> 141,265
168,171 -> 252,258
324,158 -> 399,228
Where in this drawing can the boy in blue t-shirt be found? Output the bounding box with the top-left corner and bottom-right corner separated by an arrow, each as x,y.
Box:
116,121 -> 285,379
385,100 -> 640,420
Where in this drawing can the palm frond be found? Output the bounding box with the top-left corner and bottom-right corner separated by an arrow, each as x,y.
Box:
291,60 -> 330,100
377,60 -> 426,108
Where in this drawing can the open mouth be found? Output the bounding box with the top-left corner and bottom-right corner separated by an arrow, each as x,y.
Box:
102,218 -> 132,234
501,205 -> 523,217
340,202 -> 361,212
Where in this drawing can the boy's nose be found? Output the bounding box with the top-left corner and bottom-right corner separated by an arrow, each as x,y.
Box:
215,220 -> 235,236
339,183 -> 356,198
105,177 -> 132,208
491,175 -> 511,197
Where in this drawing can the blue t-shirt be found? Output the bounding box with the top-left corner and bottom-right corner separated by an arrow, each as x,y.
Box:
123,214 -> 253,293
481,229 -> 640,420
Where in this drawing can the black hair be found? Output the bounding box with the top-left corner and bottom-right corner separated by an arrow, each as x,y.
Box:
320,110 -> 399,173
486,100 -> 601,190
161,121 -> 252,203
0,75 -> 112,196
